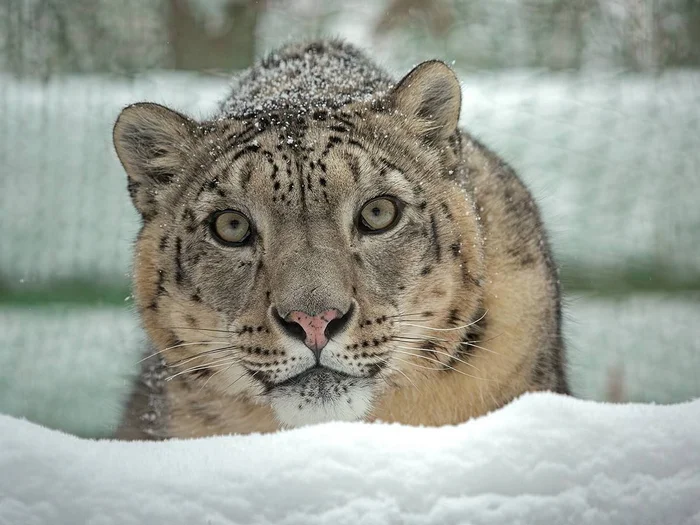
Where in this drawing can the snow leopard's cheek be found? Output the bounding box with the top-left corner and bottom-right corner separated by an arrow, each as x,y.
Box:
183,244 -> 262,317
353,217 -> 427,304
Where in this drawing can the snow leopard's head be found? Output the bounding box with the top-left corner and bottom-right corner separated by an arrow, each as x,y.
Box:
113,53 -> 485,430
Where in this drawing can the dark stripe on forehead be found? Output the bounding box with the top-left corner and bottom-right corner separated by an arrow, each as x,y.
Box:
322,136 -> 344,156
379,158 -> 403,174
345,152 -> 361,182
195,177 -> 218,199
174,237 -> 185,284
346,139 -> 404,179
333,112 -> 356,128
239,160 -> 255,191
225,123 -> 268,149
232,144 -> 261,162
297,155 -> 308,217
430,214 -> 441,262
181,208 -> 197,233
347,138 -> 365,150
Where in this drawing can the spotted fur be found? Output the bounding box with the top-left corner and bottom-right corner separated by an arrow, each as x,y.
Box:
113,40 -> 567,439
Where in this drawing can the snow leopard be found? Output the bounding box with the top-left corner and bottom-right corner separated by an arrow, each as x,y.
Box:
113,40 -> 568,439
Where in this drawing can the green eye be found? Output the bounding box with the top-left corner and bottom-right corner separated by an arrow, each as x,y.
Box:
358,197 -> 401,233
210,210 -> 252,245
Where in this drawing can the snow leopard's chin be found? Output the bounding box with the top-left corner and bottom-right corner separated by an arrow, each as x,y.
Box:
267,368 -> 376,428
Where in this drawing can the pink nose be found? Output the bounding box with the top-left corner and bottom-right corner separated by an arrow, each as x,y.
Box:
287,309 -> 340,352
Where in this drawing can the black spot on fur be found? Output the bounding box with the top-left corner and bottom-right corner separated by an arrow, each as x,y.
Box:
181,208 -> 197,233
127,179 -> 141,201
441,202 -> 453,220
447,308 -> 460,326
450,242 -> 461,257
507,246 -> 536,267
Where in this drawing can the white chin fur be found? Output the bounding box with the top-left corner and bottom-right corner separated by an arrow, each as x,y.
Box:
270,384 -> 374,428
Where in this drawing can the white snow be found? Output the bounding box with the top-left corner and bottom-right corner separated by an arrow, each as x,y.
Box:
1,393 -> 699,525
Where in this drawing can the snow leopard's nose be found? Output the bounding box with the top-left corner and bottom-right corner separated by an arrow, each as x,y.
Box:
274,306 -> 352,357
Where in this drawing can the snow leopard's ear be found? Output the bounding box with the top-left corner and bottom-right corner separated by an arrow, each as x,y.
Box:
388,60 -> 461,143
113,103 -> 199,219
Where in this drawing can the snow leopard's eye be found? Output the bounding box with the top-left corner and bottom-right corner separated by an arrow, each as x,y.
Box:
210,210 -> 252,246
358,197 -> 402,234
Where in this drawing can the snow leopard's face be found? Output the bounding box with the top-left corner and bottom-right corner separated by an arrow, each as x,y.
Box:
113,61 -> 485,429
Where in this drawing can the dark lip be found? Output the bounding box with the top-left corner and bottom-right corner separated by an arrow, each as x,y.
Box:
272,365 -> 352,390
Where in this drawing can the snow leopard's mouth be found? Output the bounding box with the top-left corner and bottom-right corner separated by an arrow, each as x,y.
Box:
261,366 -> 379,427
273,366 -> 350,391
262,365 -> 378,396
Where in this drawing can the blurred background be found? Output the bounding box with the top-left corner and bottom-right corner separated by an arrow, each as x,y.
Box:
0,0 -> 698,437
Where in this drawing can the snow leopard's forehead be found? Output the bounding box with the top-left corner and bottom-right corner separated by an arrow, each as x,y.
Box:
194,109 -> 420,224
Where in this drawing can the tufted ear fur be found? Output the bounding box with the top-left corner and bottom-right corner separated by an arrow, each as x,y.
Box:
388,60 -> 462,143
113,102 -> 199,219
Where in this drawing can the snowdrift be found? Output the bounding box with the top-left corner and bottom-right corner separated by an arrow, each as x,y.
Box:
1,393 -> 699,525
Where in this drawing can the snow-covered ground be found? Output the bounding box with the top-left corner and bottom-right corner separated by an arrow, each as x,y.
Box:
1,393 -> 699,525
1,70 -> 698,285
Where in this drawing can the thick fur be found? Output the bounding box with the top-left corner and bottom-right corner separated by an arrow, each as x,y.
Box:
113,40 -> 567,440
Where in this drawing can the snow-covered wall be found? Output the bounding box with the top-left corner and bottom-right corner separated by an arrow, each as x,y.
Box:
1,71 -> 698,287
2,393 -> 699,525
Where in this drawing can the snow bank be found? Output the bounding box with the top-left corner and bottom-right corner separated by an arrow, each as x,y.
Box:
1,393 -> 699,525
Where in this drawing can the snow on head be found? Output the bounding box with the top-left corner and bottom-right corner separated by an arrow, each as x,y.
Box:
218,40 -> 393,118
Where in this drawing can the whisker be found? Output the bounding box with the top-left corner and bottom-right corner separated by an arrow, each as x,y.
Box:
139,341 -> 232,363
161,326 -> 237,335
390,356 -> 439,374
385,311 -> 433,319
378,357 -> 420,391
393,344 -> 484,373
166,357 -> 244,381
390,349 -> 486,381
390,336 -> 499,357
166,345 -> 239,368
458,341 -> 499,355
199,363 -> 233,392
399,309 -> 489,332
224,367 -> 259,392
